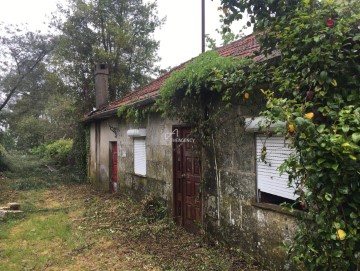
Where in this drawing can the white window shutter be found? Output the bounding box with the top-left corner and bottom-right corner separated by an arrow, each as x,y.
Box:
134,138 -> 146,175
256,135 -> 297,200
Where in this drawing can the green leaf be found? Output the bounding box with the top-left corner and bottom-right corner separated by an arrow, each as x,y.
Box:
338,187 -> 349,194
333,222 -> 341,229
351,132 -> 360,143
330,163 -> 339,171
317,158 -> 326,164
353,34 -> 360,41
342,125 -> 350,133
349,154 -> 357,161
333,250 -> 343,258
325,193 -> 332,201
320,71 -> 328,80
295,117 -> 306,128
317,124 -> 326,133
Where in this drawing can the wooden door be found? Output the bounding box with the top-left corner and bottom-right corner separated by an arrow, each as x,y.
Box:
110,142 -> 118,193
173,127 -> 202,233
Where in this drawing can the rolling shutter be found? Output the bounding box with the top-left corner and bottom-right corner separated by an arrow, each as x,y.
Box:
256,135 -> 297,200
134,138 -> 146,175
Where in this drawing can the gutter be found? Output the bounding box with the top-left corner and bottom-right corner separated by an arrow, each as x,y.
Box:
82,95 -> 159,123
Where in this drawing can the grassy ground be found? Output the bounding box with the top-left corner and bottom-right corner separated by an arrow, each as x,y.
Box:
0,155 -> 263,271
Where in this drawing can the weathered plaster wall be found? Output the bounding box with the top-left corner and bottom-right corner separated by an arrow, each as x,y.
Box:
88,104 -> 298,270
117,112 -> 177,208
88,118 -> 118,190
203,105 -> 298,270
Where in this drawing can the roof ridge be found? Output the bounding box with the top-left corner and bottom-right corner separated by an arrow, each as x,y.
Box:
85,33 -> 260,120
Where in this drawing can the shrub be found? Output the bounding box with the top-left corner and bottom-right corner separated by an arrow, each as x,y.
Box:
0,144 -> 11,171
44,139 -> 73,166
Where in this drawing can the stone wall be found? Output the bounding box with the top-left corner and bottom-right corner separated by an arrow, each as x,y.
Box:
88,105 -> 299,270
202,105 -> 298,270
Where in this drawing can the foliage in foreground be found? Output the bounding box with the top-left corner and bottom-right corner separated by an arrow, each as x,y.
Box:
153,0 -> 360,269
261,2 -> 360,269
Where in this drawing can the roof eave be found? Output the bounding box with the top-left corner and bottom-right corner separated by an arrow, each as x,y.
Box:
82,95 -> 159,123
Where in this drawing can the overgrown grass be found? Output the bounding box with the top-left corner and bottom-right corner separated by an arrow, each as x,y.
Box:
0,155 -> 262,271
2,152 -> 83,192
0,211 -> 83,271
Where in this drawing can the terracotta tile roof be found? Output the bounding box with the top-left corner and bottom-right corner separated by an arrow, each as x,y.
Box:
86,33 -> 260,120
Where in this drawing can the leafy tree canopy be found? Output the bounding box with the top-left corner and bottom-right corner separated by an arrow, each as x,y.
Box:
0,24 -> 54,111
51,0 -> 164,110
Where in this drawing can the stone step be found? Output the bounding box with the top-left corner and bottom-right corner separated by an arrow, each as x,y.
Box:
7,202 -> 20,210
0,209 -> 24,220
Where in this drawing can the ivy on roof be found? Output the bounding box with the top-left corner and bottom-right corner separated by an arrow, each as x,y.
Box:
156,50 -> 253,119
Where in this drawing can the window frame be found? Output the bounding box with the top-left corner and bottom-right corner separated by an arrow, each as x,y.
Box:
255,134 -> 297,202
133,137 -> 146,176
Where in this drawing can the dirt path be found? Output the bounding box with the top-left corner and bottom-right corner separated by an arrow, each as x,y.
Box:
0,180 -> 263,271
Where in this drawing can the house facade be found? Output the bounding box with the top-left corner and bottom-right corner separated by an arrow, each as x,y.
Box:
84,35 -> 299,270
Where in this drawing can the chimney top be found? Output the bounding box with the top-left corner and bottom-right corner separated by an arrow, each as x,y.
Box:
95,63 -> 109,75
94,63 -> 109,108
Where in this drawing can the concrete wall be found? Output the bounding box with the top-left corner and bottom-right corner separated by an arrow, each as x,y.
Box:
117,112 -> 177,208
88,118 -> 118,190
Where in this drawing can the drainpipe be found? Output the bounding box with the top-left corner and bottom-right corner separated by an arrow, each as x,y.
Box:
212,134 -> 221,227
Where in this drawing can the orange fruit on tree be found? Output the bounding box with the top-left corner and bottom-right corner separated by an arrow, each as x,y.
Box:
288,124 -> 295,133
305,112 -> 314,119
336,229 -> 346,240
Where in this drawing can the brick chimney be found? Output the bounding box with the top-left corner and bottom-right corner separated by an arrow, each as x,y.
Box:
94,63 -> 109,108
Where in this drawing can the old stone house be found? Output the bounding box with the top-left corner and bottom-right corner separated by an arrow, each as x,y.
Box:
84,34 -> 300,270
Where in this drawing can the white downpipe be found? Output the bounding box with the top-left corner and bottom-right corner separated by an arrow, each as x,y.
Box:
212,134 -> 221,227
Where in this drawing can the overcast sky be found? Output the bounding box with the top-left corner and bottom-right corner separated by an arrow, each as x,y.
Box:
0,0 -> 249,69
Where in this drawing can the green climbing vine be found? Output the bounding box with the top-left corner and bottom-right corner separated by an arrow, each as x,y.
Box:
156,50 -> 254,145
119,1 -> 360,268
117,104 -> 155,126
219,0 -> 360,269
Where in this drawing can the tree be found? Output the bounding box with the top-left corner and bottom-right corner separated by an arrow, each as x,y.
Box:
219,0 -> 360,269
51,0 -> 164,111
0,25 -> 54,111
205,10 -> 243,50
4,62 -> 76,151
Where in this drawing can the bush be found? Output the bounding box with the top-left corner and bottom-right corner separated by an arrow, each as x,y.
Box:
31,139 -> 74,166
0,144 -> 11,171
30,144 -> 47,158
45,139 -> 73,166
